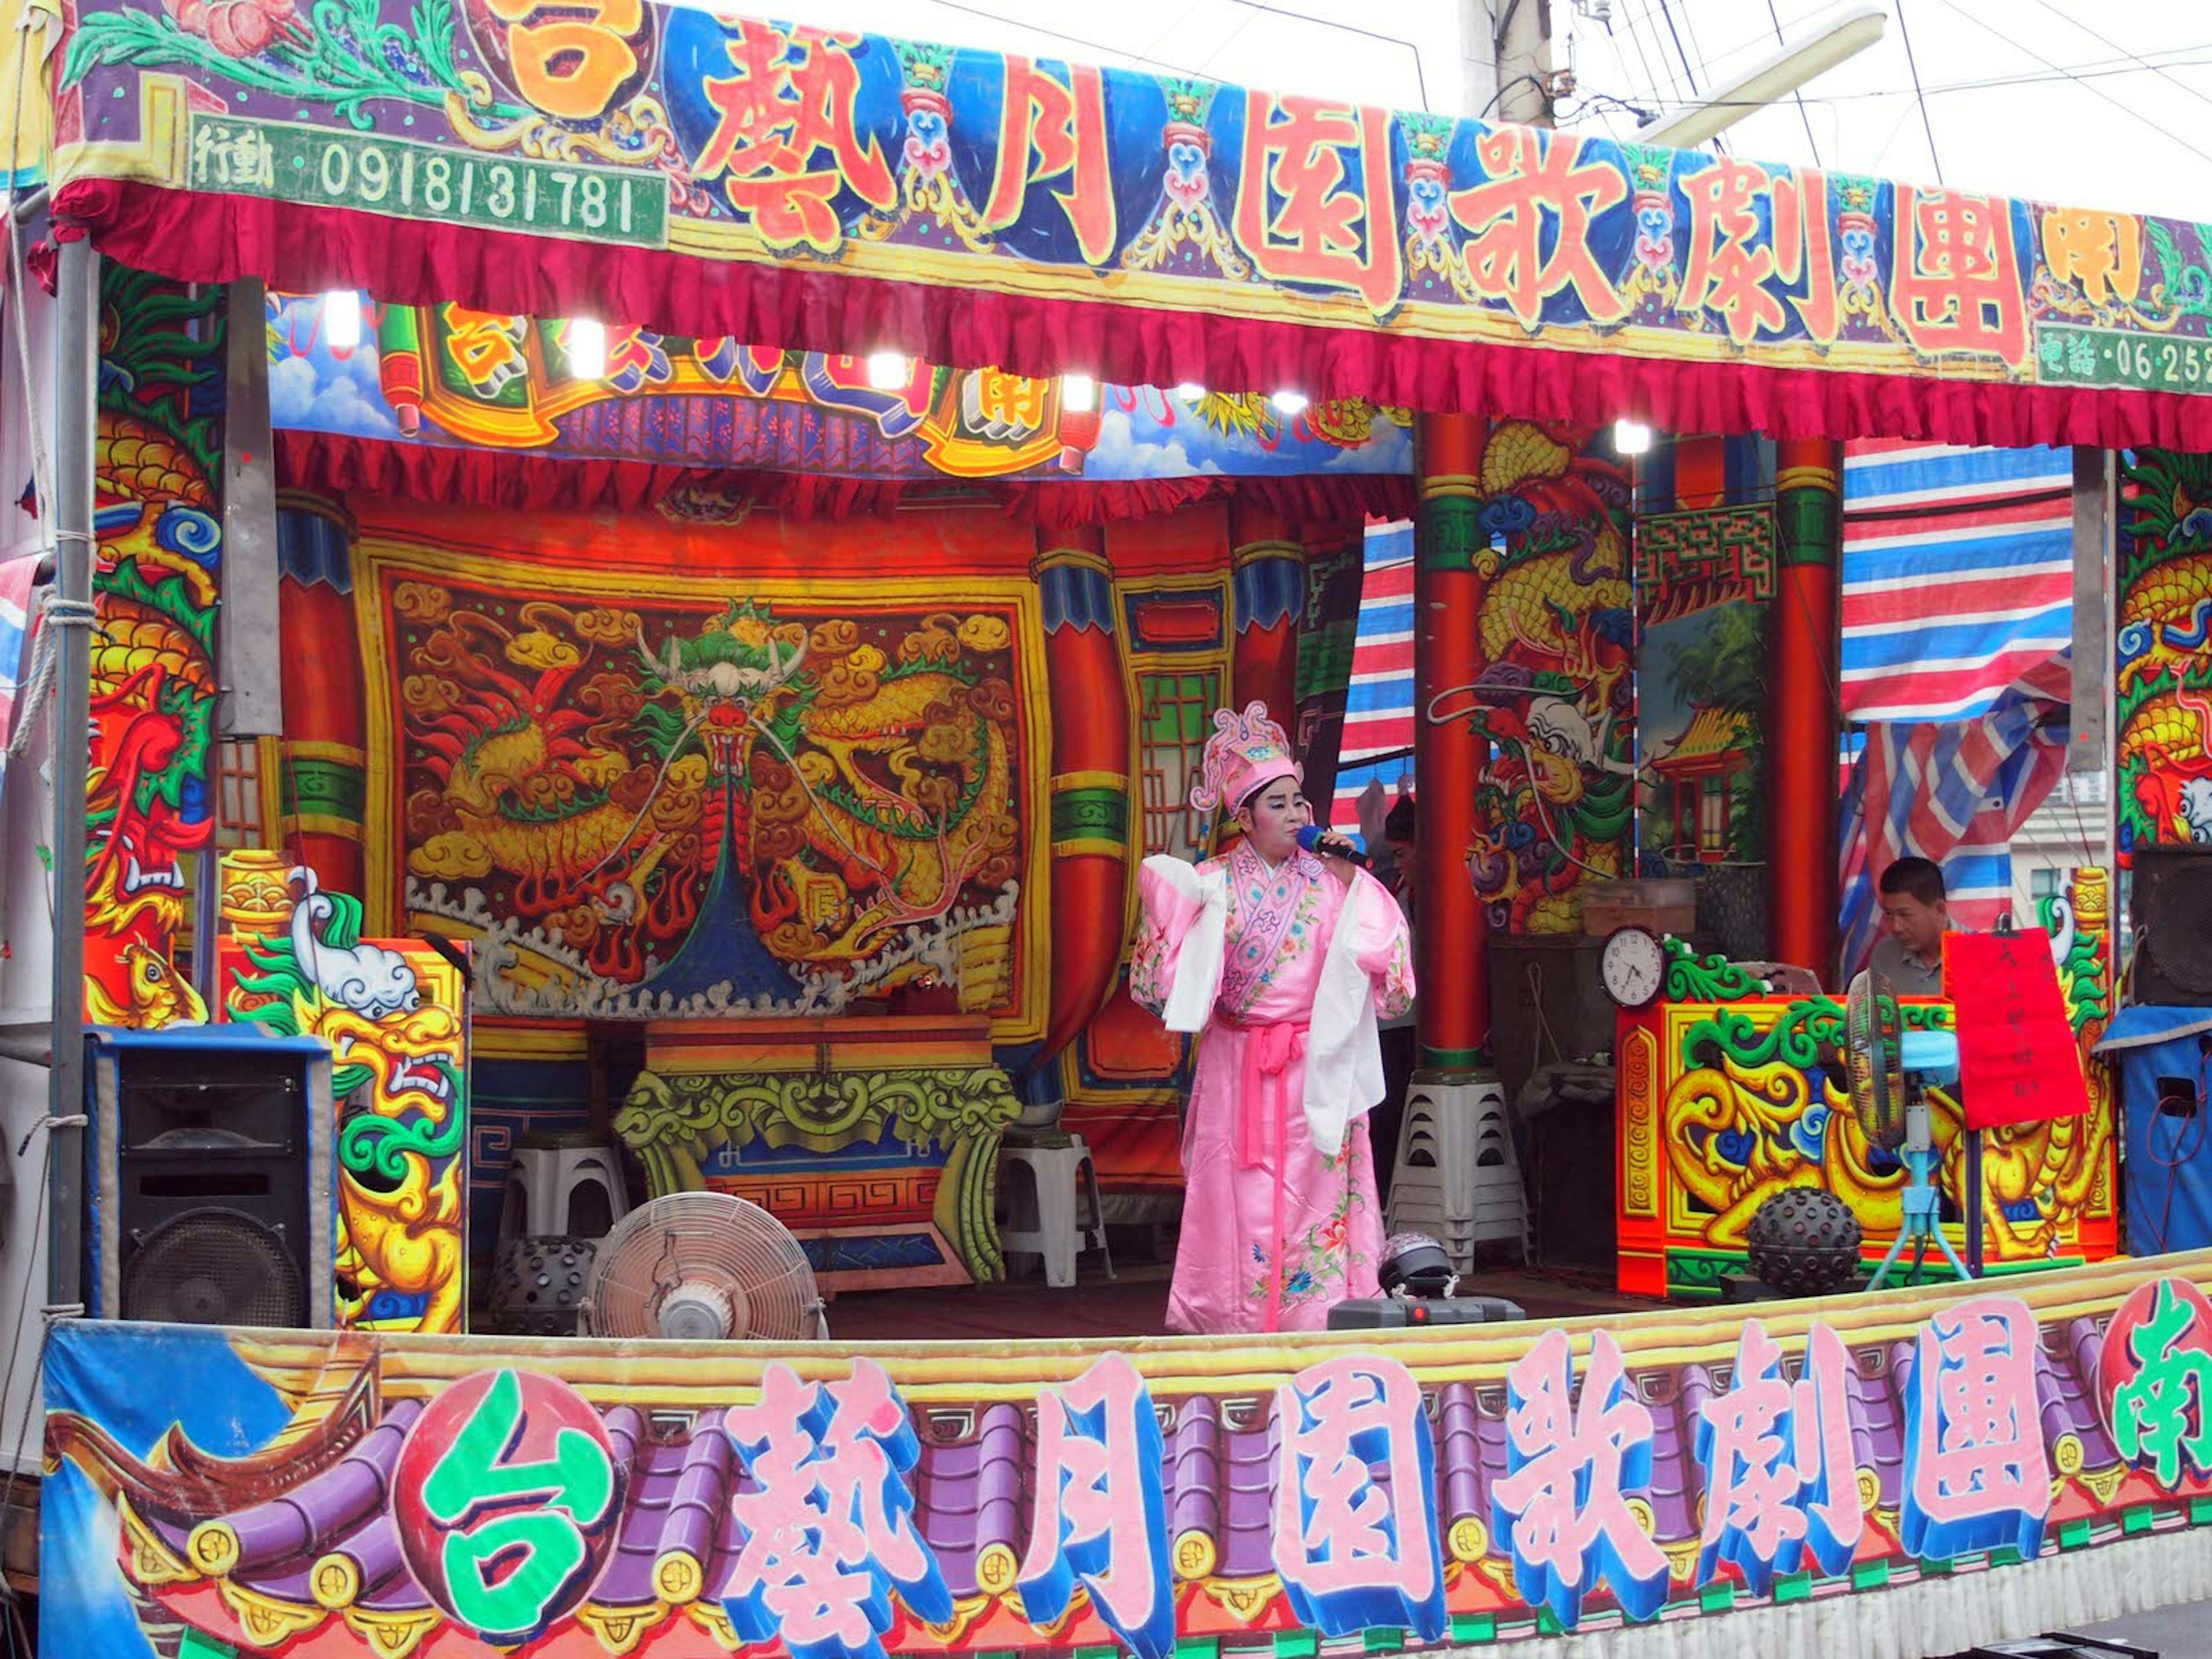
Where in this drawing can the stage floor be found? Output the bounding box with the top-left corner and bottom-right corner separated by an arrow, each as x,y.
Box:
820,1262 -> 1659,1343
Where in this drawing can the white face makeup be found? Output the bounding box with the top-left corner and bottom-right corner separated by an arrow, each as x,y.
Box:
1237,778 -> 1312,863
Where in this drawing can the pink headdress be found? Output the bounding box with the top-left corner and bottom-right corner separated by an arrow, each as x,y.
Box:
1189,700 -> 1301,815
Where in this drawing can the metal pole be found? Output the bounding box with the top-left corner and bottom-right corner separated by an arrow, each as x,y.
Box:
46,236 -> 99,1317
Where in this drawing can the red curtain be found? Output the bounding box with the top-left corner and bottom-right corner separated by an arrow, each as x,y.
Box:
59,178 -> 2212,455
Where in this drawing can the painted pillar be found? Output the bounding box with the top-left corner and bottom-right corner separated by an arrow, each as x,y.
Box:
1415,414 -> 1488,1070
82,268 -> 225,1029
1293,512 -> 1365,817
1229,499 -> 1306,733
276,497 -> 369,911
1770,438 -> 1844,981
1032,528 -> 1134,1079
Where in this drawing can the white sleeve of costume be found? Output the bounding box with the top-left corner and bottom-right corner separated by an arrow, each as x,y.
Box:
1143,855 -> 1230,1035
1301,875 -> 1385,1160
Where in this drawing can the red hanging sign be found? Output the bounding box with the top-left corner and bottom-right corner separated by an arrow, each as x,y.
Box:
1942,931 -> 2090,1130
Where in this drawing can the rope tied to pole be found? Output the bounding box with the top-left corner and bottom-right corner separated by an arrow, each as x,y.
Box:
8,592 -> 98,759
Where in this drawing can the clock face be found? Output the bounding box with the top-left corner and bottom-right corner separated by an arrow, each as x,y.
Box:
1603,926 -> 1666,1009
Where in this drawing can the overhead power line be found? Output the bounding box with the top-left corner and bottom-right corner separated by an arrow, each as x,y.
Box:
1935,0 -> 2212,172
2018,0 -> 2212,116
1895,0 -> 1945,184
1767,0 -> 1824,166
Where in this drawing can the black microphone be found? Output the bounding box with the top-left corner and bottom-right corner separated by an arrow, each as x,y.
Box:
1296,825 -> 1368,868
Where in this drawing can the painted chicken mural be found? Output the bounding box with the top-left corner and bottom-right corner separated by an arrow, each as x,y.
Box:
2117,450 -> 2212,855
1455,421 -> 1637,933
389,577 -> 1031,1017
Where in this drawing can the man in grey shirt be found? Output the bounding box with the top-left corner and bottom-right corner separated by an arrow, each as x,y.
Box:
1869,856 -> 1950,997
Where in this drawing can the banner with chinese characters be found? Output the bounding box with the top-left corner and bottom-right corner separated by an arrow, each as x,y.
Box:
51,5 -> 2212,418
42,1256 -> 2212,1658
271,293 -> 1414,482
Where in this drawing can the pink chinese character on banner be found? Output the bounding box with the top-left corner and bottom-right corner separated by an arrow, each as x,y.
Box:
1902,1297 -> 2050,1563
1695,1321 -> 1865,1593
1018,1354 -> 1173,1659
1271,1355 -> 1447,1642
1490,1329 -> 1669,1629
720,1360 -> 952,1659
1677,158 -> 1788,345
1892,185 -> 2029,365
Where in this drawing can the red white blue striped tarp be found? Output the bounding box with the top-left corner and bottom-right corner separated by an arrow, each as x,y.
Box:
1328,520 -> 1414,840
1835,440 -> 2075,975
1840,439 -> 2074,723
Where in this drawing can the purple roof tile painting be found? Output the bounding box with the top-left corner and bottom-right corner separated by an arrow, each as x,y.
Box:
41,1259 -> 2212,1659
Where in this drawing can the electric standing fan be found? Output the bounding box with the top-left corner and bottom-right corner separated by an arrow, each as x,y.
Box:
1843,969 -> 1971,1289
584,1192 -> 830,1341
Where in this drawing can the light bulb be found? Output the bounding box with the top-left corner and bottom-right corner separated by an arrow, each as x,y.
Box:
1173,381 -> 1207,400
1270,389 -> 1309,416
1612,419 -> 1653,456
568,319 -> 608,381
323,290 -> 362,353
867,350 -> 911,389
1062,373 -> 1098,413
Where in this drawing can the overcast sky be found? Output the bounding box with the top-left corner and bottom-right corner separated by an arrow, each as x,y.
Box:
792,0 -> 2212,222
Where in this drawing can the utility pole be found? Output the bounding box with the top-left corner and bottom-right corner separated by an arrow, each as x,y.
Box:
1469,0 -> 1553,125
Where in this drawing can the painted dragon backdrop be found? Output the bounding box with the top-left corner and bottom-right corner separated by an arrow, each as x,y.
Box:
85,267 -> 223,1028
1457,421 -> 1635,933
2117,448 -> 2212,855
372,552 -> 1041,1021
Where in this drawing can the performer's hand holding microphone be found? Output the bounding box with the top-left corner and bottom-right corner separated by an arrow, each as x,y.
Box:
1296,824 -> 1367,883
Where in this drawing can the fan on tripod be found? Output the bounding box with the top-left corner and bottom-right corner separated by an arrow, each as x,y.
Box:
585,1192 -> 829,1341
1843,969 -> 1973,1290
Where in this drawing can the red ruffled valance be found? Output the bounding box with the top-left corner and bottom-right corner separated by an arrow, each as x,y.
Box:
274,430 -> 1414,530
61,179 -> 2212,455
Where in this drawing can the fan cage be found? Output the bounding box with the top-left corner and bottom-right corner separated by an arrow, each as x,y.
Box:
588,1193 -> 823,1342
1844,974 -> 1908,1153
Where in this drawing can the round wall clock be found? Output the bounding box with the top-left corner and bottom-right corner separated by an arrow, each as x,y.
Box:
1601,925 -> 1666,1010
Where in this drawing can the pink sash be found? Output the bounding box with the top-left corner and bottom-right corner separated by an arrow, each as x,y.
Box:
1232,1018 -> 1308,1332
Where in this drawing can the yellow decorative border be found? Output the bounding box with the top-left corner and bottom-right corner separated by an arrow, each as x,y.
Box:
221,1246 -> 2209,1405
351,528 -> 1052,1044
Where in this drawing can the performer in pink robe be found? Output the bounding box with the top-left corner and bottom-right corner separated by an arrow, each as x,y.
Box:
1131,702 -> 1414,1336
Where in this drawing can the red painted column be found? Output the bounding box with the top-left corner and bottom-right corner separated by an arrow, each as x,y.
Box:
1032,527 -> 1134,1069
1229,498 -> 1304,733
1415,415 -> 1489,1070
276,497 -> 368,906
1770,438 -> 1844,982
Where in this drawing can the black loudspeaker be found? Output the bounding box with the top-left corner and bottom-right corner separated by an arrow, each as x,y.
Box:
2128,848 -> 2212,1005
85,1028 -> 335,1328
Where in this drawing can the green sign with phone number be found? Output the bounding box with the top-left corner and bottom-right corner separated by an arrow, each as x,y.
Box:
187,115 -> 669,250
2036,321 -> 2212,395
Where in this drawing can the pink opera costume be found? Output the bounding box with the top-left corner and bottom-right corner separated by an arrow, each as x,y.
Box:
1131,702 -> 1414,1335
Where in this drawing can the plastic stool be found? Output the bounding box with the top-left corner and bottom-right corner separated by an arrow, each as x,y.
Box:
997,1132 -> 1113,1289
1387,1074 -> 1529,1270
497,1130 -> 631,1254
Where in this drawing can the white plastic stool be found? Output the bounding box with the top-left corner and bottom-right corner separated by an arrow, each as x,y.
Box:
497,1132 -> 631,1252
1387,1075 -> 1529,1270
997,1134 -> 1113,1289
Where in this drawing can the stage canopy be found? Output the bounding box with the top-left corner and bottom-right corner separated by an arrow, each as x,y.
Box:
39,3 -> 2212,452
